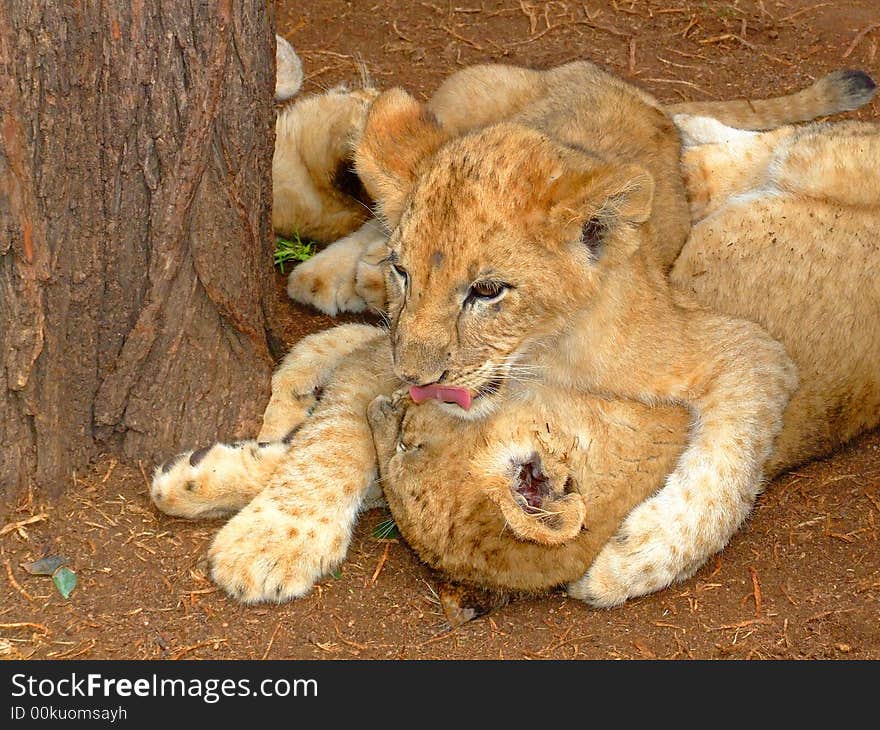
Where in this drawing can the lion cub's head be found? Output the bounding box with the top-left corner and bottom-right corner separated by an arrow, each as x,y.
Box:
355,89 -> 656,418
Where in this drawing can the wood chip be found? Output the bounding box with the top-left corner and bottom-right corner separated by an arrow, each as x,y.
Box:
749,567 -> 763,618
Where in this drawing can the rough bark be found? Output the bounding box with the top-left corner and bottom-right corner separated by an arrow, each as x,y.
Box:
0,1 -> 279,500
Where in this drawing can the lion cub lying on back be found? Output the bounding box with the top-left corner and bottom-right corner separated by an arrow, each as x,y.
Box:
152,119 -> 880,600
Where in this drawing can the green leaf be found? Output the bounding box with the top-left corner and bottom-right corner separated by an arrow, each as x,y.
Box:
329,567 -> 343,580
372,517 -> 400,540
52,567 -> 77,599
274,230 -> 316,273
22,555 -> 67,576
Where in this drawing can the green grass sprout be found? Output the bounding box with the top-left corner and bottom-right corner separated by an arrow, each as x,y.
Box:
274,230 -> 316,273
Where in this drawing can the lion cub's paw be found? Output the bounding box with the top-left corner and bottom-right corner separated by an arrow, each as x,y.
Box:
208,498 -> 343,604
367,393 -> 402,429
151,444 -> 237,520
151,441 -> 284,520
354,240 -> 389,312
567,495 -> 703,607
367,392 -> 410,454
566,529 -> 659,609
287,238 -> 368,316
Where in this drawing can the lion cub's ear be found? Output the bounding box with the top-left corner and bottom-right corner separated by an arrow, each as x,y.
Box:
594,163 -> 655,225
354,88 -> 449,227
549,162 -> 655,259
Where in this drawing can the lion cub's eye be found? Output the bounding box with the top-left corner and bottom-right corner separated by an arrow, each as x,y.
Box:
466,280 -> 509,306
391,263 -> 409,288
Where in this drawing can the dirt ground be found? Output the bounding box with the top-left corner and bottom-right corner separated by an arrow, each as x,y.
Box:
2,0 -> 879,660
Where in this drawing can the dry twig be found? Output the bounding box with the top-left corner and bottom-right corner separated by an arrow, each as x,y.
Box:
261,621 -> 283,660
370,543 -> 391,585
171,638 -> 227,660
749,567 -> 763,617
5,560 -> 34,602
0,513 -> 48,539
843,23 -> 880,59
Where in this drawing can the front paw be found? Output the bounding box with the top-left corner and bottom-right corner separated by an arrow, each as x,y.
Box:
567,505 -> 697,608
208,498 -> 344,604
367,394 -> 404,434
287,247 -> 366,316
151,444 -> 240,520
367,394 -> 409,463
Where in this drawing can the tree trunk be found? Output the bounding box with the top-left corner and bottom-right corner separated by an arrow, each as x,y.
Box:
0,1 -> 280,500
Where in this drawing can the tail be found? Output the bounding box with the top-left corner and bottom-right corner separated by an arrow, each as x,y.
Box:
665,70 -> 876,130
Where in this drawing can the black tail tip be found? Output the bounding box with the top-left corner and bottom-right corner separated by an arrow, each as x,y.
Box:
842,69 -> 877,93
832,69 -> 877,108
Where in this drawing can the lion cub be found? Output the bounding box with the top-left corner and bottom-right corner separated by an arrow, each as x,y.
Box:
374,117 -> 880,595
349,62 -> 803,606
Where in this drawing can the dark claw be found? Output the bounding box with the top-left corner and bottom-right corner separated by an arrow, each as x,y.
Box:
161,453 -> 185,474
189,445 -> 212,467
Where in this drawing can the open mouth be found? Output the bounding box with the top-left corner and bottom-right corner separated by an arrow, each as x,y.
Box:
408,375 -> 504,411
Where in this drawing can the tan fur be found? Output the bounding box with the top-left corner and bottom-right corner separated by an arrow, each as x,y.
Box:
270,35 -> 379,243
284,65 -> 874,313
273,86 -> 378,242
384,119 -> 880,596
370,385 -> 688,591
274,35 -> 302,102
153,120 -> 880,604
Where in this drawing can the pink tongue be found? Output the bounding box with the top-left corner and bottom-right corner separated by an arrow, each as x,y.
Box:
409,384 -> 473,410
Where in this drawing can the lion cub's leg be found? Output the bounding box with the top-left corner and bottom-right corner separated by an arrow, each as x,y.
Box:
152,324 -> 384,519
260,323 -> 383,440
286,219 -> 388,315
570,312 -> 798,607
208,338 -> 397,603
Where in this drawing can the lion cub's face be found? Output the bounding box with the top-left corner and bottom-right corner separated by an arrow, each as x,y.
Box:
356,90 -> 654,418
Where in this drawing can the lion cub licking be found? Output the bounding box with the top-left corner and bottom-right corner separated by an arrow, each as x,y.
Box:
346,68 -> 800,606
152,119 -> 880,603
